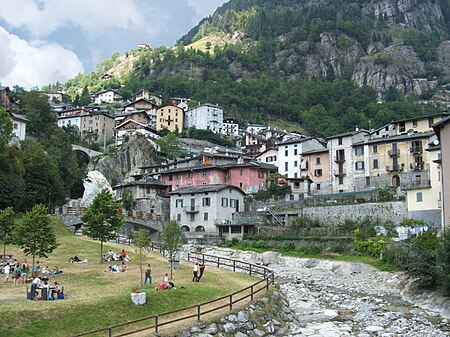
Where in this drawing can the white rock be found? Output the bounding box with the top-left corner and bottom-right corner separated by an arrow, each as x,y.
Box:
365,325 -> 384,332
80,170 -> 113,207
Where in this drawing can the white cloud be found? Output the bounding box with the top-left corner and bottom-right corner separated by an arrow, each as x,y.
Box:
0,0 -> 150,38
187,0 -> 226,23
0,27 -> 84,88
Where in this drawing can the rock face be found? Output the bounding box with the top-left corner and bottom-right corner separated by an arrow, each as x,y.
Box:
80,170 -> 113,207
90,137 -> 158,185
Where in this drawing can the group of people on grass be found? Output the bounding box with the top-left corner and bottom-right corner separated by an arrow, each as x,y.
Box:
106,261 -> 127,273
103,249 -> 130,263
3,258 -> 37,286
31,277 -> 62,300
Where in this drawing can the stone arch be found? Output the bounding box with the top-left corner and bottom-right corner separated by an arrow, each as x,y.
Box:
195,226 -> 205,232
181,225 -> 190,232
392,175 -> 400,187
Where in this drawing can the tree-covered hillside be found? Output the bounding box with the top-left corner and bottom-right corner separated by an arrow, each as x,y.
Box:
53,0 -> 450,137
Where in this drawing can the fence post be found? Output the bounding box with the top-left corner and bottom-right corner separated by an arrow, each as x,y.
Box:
155,315 -> 158,334
233,260 -> 236,272
229,294 -> 233,310
202,254 -> 205,264
263,268 -> 266,279
108,326 -> 112,337
249,264 -> 252,276
217,257 -> 220,268
266,277 -> 269,290
197,304 -> 201,321
187,252 -> 190,262
251,285 -> 254,301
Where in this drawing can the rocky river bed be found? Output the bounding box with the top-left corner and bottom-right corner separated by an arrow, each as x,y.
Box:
182,246 -> 450,336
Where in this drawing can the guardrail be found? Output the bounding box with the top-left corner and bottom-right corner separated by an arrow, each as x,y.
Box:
72,243 -> 274,337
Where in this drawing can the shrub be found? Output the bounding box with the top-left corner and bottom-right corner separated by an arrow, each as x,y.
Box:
252,240 -> 269,249
280,242 -> 296,251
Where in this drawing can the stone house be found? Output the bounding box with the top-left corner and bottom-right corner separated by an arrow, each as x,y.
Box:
9,111 -> 29,141
115,120 -> 160,146
171,97 -> 190,111
256,147 -> 278,167
169,184 -> 245,235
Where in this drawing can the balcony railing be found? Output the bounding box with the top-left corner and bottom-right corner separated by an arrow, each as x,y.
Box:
334,156 -> 345,163
333,169 -> 346,176
402,180 -> 431,190
214,219 -> 236,225
386,165 -> 403,172
410,162 -> 424,171
410,146 -> 423,154
388,149 -> 400,157
183,206 -> 200,213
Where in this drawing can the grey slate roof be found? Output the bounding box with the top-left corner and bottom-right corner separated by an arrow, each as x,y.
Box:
169,184 -> 244,195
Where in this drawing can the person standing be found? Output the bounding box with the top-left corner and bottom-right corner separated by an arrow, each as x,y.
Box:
198,263 -> 206,281
33,261 -> 40,277
193,263 -> 199,282
21,263 -> 29,284
13,264 -> 21,287
3,263 -> 10,284
144,264 -> 152,285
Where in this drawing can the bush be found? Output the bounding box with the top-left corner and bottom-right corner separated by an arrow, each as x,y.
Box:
252,240 -> 269,249
280,242 -> 296,251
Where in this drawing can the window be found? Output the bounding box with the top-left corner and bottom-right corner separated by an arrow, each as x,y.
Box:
285,150 -> 288,156
355,161 -> 364,170
187,172 -> 192,178
294,160 -> 298,167
373,145 -> 378,154
314,169 -> 322,177
399,121 -> 406,133
366,177 -> 370,186
412,119 -> 417,127
416,192 -> 423,202
230,199 -> 237,208
177,214 -> 181,221
373,159 -> 379,169
338,137 -> 343,145
294,182 -> 300,189
338,177 -> 344,185
284,162 -> 288,171
202,197 -> 210,206
290,194 -> 294,200
222,198 -> 228,207
294,149 -> 297,155
294,173 -> 297,178
190,213 -> 195,221
13,123 -> 18,129
176,173 -> 180,179
203,212 -> 208,221
202,171 -> 207,176
316,183 -> 321,190
355,147 -> 363,156
316,157 -> 321,165
176,199 -> 183,208
168,174 -> 173,181
240,169 -> 243,176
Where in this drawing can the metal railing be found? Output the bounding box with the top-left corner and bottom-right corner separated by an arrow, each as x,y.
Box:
72,243 -> 274,337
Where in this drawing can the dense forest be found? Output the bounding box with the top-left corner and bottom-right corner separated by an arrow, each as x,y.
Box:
44,0 -> 450,137
0,91 -> 86,212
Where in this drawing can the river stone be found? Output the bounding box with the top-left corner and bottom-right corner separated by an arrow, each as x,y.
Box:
365,325 -> 384,332
254,328 -> 265,336
190,326 -> 202,333
223,323 -> 236,334
204,323 -> 218,334
304,259 -> 320,268
228,314 -> 238,322
235,332 -> 247,337
196,334 -> 213,337
261,251 -> 283,266
238,311 -> 249,323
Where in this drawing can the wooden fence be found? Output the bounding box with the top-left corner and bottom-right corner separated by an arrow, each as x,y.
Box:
72,245 -> 274,337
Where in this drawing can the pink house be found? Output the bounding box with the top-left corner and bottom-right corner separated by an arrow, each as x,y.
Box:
159,161 -> 277,194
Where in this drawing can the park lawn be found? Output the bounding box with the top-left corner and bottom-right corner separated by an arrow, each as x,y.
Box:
0,218 -> 259,337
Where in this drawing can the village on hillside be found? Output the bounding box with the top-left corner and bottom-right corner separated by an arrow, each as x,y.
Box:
2,84 -> 450,240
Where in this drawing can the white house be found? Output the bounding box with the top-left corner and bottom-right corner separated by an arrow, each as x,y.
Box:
169,184 -> 245,235
94,90 -> 122,104
277,137 -> 326,179
115,120 -> 160,146
57,109 -> 82,131
222,117 -> 239,137
256,147 -> 278,168
10,112 -> 29,141
185,103 -> 224,133
246,124 -> 267,135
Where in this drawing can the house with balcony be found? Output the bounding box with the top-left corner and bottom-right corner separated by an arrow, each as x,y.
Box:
115,120 -> 160,146
301,147 -> 330,194
433,115 -> 450,232
135,89 -> 163,106
185,103 -> 223,134
327,129 -> 370,193
169,184 -> 245,236
93,90 -> 122,104
80,109 -> 115,144
156,105 -> 184,132
393,112 -> 449,135
404,136 -> 442,229
278,137 -> 326,180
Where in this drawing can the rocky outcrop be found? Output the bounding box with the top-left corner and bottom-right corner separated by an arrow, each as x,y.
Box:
80,170 -> 113,207
90,137 -> 159,185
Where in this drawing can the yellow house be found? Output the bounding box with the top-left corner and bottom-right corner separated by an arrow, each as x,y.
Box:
156,105 -> 184,132
393,112 -> 449,135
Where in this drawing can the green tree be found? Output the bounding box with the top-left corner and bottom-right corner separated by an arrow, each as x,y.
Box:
437,231 -> 450,295
80,189 -> 124,262
79,85 -> 91,107
135,228 -> 150,286
0,108 -> 12,155
62,124 -> 81,144
18,91 -> 55,138
14,204 -> 58,270
0,207 -> 15,257
162,220 -> 183,279
122,189 -> 134,212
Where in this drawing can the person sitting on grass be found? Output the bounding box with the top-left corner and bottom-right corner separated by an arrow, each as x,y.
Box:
156,273 -> 170,290
120,262 -> 127,272
107,265 -> 119,272
42,266 -> 50,275
51,281 -> 61,299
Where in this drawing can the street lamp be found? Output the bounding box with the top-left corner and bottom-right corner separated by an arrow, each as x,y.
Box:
48,192 -> 52,214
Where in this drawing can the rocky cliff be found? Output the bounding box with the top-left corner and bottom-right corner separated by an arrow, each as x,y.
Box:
89,137 -> 159,186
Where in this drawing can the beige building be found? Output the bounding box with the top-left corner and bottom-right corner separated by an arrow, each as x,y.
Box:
393,112 -> 449,135
80,110 -> 115,144
433,115 -> 450,232
156,105 -> 184,132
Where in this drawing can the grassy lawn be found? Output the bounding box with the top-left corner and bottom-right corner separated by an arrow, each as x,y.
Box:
0,218 -> 259,337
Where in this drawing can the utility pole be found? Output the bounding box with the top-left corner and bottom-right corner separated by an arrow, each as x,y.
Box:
103,128 -> 106,153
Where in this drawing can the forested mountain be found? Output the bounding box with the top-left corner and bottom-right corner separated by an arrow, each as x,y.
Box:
54,0 -> 450,137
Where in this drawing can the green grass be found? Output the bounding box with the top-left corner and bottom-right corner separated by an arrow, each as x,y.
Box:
0,218 -> 259,337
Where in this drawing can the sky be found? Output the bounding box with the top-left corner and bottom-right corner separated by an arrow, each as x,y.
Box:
0,0 -> 228,89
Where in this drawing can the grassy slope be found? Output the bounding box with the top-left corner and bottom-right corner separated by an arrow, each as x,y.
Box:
0,218 -> 258,337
